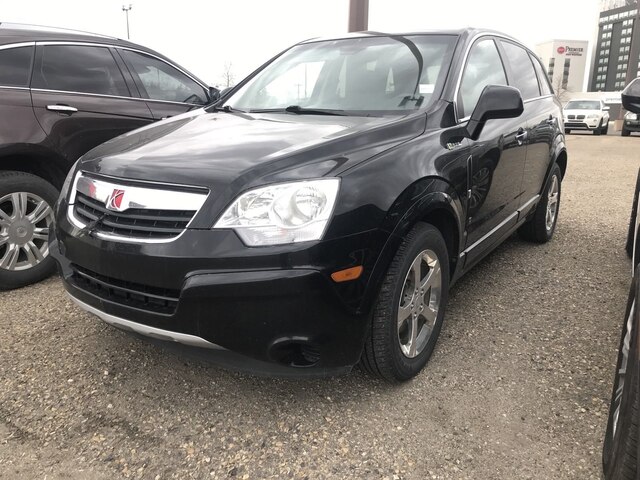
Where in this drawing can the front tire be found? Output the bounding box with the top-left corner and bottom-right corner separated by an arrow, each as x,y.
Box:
360,223 -> 450,382
518,164 -> 562,243
622,128 -> 631,137
0,171 -> 58,290
565,129 -> 571,135
603,274 -> 639,480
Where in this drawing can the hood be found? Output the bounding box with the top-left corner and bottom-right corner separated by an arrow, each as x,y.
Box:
81,109 -> 426,191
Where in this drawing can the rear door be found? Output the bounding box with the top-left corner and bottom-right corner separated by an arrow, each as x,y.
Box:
117,49 -> 209,120
31,43 -> 154,163
459,37 -> 528,265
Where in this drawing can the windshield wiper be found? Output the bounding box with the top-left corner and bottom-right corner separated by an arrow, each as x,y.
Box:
250,105 -> 347,116
211,105 -> 246,113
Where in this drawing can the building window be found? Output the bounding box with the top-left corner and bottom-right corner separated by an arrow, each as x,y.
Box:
562,58 -> 570,90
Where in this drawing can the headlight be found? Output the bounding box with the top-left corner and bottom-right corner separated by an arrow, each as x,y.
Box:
213,179 -> 340,246
587,114 -> 600,119
626,112 -> 638,120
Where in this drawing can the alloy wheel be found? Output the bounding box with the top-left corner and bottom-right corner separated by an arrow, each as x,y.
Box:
546,175 -> 559,232
612,299 -> 635,438
397,249 -> 442,358
0,192 -> 54,271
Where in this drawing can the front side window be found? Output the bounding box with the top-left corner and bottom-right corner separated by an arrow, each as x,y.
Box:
500,41 -> 540,100
458,38 -> 507,119
121,50 -> 208,105
226,35 -> 458,114
32,45 -> 129,96
0,46 -> 34,87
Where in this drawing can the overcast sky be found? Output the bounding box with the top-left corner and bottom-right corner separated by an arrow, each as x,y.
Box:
2,0 -> 602,87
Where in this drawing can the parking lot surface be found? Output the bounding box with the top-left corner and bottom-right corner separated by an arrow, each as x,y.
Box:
0,135 -> 638,479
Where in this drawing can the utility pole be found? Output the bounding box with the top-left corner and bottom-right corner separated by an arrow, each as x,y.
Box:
122,4 -> 133,40
348,0 -> 369,32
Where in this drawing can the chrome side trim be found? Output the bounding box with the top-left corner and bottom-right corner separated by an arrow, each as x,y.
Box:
634,199 -> 639,277
0,41 -> 36,51
518,194 -> 540,215
31,88 -> 204,107
0,85 -> 29,91
462,211 -> 519,256
68,293 -> 224,350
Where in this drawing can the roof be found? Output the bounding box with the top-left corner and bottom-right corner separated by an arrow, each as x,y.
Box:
298,28 -> 519,45
0,22 -> 140,49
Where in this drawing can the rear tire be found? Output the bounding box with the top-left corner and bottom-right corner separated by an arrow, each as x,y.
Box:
626,169 -> 640,260
518,164 -> 562,243
603,274 -> 639,480
360,223 -> 450,382
0,171 -> 58,290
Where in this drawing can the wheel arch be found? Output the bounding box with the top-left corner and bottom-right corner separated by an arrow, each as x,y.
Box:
0,145 -> 69,190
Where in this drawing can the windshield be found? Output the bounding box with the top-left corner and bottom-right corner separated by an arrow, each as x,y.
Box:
224,35 -> 457,115
565,100 -> 601,110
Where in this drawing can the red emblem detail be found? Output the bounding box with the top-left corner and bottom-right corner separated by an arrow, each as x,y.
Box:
107,189 -> 125,211
557,46 -> 566,54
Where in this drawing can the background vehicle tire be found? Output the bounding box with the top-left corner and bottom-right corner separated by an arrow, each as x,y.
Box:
518,164 -> 562,243
0,171 -> 58,290
360,223 -> 450,382
603,122 -> 610,135
603,274 -> 639,480
626,168 -> 640,260
622,128 -> 631,137
594,119 -> 603,135
565,129 -> 571,134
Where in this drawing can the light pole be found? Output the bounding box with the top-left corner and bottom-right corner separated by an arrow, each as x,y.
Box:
122,4 -> 133,40
348,0 -> 368,32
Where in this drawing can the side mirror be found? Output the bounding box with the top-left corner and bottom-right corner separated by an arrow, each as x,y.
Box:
622,78 -> 640,114
603,105 -> 610,111
220,87 -> 234,97
209,86 -> 221,102
466,85 -> 524,140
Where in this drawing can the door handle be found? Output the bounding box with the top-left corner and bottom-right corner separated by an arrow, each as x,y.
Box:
546,115 -> 556,126
515,129 -> 528,145
47,105 -> 78,114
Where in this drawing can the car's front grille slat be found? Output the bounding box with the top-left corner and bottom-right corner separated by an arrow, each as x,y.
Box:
71,265 -> 179,315
73,191 -> 197,240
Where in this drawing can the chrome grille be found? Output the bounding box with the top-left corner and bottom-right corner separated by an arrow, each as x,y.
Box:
68,173 -> 208,242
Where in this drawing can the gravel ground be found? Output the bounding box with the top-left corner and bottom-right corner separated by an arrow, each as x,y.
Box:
1,135 -> 639,480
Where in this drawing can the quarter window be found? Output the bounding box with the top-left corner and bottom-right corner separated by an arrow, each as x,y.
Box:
121,50 -> 208,105
500,41 -> 540,100
458,38 -> 507,119
32,45 -> 129,96
0,46 -> 34,87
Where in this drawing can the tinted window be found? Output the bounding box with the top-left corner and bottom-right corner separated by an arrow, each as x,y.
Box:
529,53 -> 552,96
458,39 -> 507,118
0,46 -> 34,87
500,42 -> 540,100
121,50 -> 208,105
33,45 -> 129,96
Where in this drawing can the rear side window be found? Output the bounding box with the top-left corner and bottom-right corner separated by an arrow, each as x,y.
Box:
458,38 -> 508,119
120,50 -> 208,105
32,45 -> 129,97
529,53 -> 553,96
499,41 -> 540,100
0,46 -> 34,87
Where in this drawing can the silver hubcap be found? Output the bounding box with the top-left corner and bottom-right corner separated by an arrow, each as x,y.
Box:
0,192 -> 54,271
613,299 -> 634,438
546,175 -> 559,232
397,249 -> 442,358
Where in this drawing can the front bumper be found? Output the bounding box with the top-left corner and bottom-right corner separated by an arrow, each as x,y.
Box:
50,209 -> 382,373
624,120 -> 640,133
564,119 -> 602,130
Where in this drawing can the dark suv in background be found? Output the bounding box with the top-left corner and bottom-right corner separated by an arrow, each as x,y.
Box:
0,23 -> 218,289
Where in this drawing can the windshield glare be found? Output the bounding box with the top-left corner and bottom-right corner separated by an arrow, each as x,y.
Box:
226,35 -> 457,115
565,101 -> 601,110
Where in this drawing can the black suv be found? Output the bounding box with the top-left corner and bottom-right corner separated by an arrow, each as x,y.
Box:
51,29 -> 567,381
0,23 -> 217,289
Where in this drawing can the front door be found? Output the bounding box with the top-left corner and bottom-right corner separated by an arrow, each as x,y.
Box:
457,38 -> 528,264
30,44 -> 153,163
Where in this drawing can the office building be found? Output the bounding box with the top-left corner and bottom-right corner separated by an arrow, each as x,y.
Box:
536,40 -> 589,93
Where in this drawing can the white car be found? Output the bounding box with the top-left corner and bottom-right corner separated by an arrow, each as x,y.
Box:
563,99 -> 610,135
